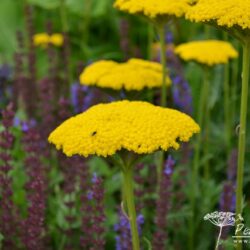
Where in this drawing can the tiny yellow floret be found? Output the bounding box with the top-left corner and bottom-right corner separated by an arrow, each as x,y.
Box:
48,101 -> 200,158
80,59 -> 171,91
186,0 -> 250,30
175,40 -> 238,66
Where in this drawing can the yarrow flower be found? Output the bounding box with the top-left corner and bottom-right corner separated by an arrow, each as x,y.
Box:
33,33 -> 64,47
79,58 -> 171,91
175,40 -> 238,66
48,100 -> 200,157
186,0 -> 250,33
114,0 -> 190,21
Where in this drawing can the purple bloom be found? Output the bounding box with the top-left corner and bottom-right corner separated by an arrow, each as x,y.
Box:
14,117 -> 36,132
0,64 -> 11,81
153,31 -> 193,115
171,75 -> 193,115
21,125 -> 46,250
220,149 -> 237,213
166,31 -> 173,44
92,172 -> 98,184
164,155 -> 175,176
218,149 -> 237,248
81,173 -> 106,249
220,182 -> 235,213
87,190 -> 94,200
0,103 -> 17,249
115,209 -> 144,250
227,149 -> 238,181
71,82 -> 93,113
153,156 -> 175,250
39,77 -> 55,144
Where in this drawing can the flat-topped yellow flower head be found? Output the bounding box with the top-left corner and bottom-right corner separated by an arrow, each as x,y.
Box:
80,59 -> 171,91
114,0 -> 189,22
48,101 -> 200,157
175,40 -> 238,66
33,33 -> 50,47
186,0 -> 250,34
33,33 -> 64,47
50,33 -> 64,47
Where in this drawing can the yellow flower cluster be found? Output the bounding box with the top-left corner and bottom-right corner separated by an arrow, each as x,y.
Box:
80,58 -> 171,91
48,101 -> 200,157
33,33 -> 64,47
186,0 -> 250,30
175,40 -> 238,66
114,0 -> 189,20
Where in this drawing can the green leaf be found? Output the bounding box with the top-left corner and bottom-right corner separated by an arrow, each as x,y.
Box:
0,0 -> 24,62
27,0 -> 60,9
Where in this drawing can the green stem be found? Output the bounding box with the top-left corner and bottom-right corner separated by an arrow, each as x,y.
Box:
224,61 -> 231,152
193,67 -> 210,183
156,23 -> 167,187
223,33 -> 232,153
189,67 -> 210,250
231,42 -> 239,128
204,86 -> 211,180
156,151 -> 164,188
203,68 -> 211,179
60,0 -> 68,33
122,165 -> 140,250
81,0 -> 92,57
147,23 -> 154,60
158,24 -> 167,107
235,40 -> 250,250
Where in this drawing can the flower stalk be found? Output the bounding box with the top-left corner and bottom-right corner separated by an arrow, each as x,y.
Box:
223,48 -> 232,153
190,66 -> 210,250
235,39 -> 250,250
122,162 -> 140,250
158,24 -> 167,107
157,23 -> 167,186
193,67 -> 210,186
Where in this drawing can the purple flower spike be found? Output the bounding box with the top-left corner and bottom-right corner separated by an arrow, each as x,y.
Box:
0,103 -> 17,249
92,172 -> 98,184
81,173 -> 106,249
218,149 -> 238,248
0,64 -> 11,81
115,209 -> 144,250
164,155 -> 175,176
87,190 -> 94,200
71,82 -> 93,113
21,125 -> 46,250
153,155 -> 175,250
